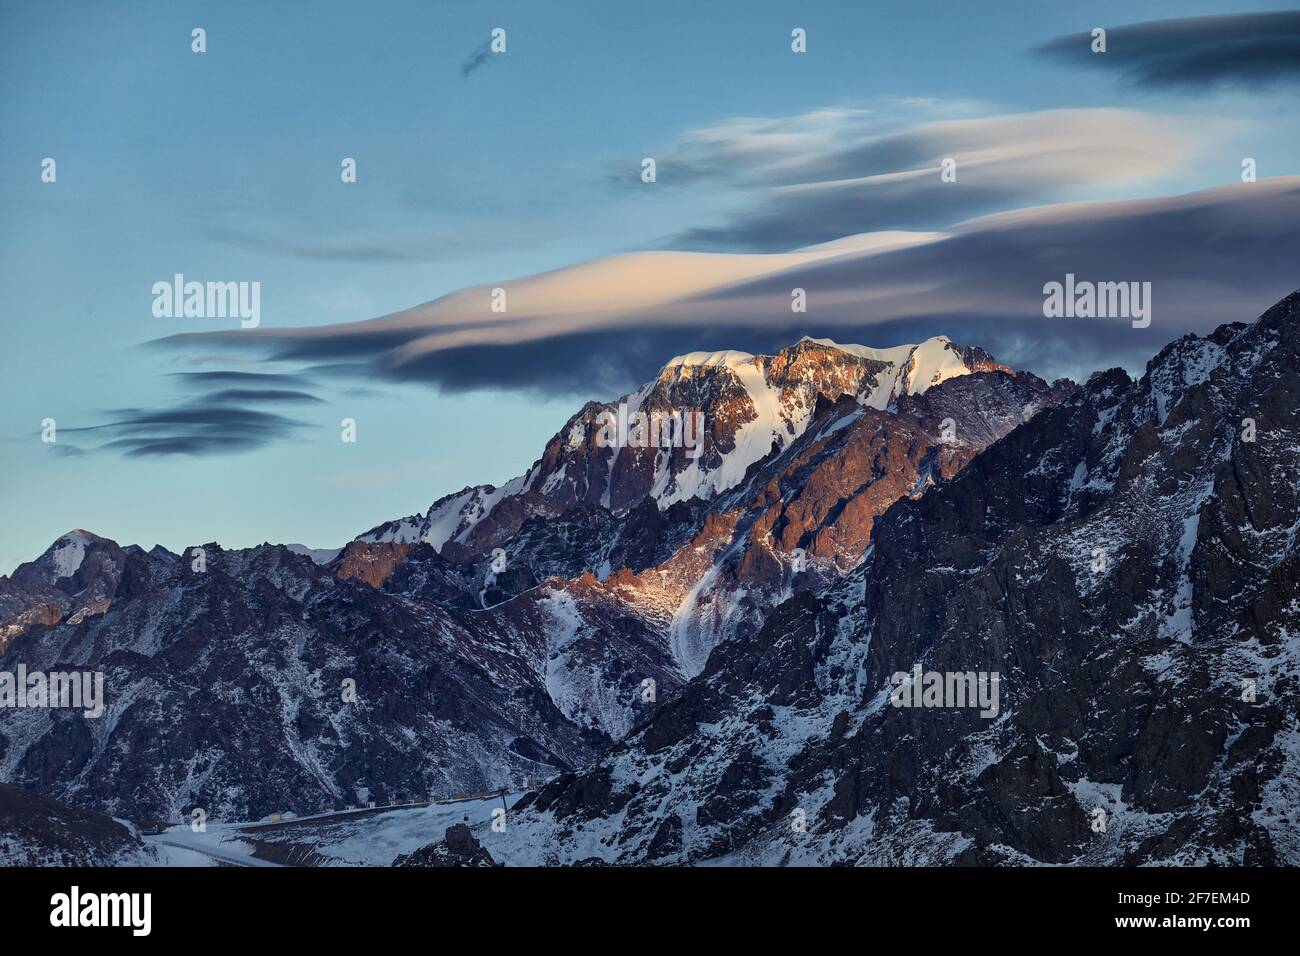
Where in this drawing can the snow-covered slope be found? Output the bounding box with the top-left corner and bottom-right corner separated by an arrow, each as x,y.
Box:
357,479 -> 529,551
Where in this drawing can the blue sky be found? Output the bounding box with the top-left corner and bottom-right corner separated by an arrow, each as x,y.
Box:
2,0 -> 1298,572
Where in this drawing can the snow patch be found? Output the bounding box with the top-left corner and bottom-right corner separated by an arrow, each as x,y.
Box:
49,531 -> 91,580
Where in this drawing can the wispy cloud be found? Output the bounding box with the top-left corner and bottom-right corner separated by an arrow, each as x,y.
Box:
1038,11 -> 1300,91
75,406 -> 310,458
168,370 -> 312,387
59,377 -> 321,457
199,389 -> 323,405
149,177 -> 1300,396
619,107 -> 1218,250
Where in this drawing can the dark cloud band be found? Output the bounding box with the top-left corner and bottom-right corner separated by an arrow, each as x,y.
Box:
60,396 -> 315,458
1038,11 -> 1300,90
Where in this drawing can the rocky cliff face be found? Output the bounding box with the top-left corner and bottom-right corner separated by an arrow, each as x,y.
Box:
486,292 -> 1300,866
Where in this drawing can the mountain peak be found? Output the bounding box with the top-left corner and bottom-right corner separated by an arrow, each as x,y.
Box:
59,529 -> 105,543
795,334 -> 940,368
796,332 -> 951,348
44,530 -> 106,581
364,332 -> 1027,550
659,348 -> 758,373
662,334 -> 987,384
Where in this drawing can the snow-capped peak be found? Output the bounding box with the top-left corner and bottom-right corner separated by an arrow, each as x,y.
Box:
796,334 -> 918,367
360,334 -> 1013,552
660,349 -> 758,374
47,530 -> 99,581
898,335 -> 976,396
798,334 -> 1005,400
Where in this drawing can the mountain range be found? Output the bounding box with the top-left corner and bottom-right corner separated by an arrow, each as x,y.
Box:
2,298 -> 1297,865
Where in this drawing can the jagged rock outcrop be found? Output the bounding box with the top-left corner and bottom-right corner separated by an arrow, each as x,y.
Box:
393,822 -> 497,867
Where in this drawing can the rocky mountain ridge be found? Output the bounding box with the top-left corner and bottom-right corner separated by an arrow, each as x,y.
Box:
0,333 -> 1070,821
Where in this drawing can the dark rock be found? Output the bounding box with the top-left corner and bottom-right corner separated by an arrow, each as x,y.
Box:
393,823 -> 496,867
